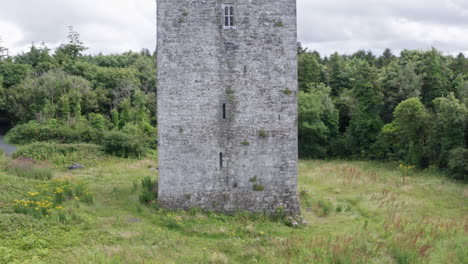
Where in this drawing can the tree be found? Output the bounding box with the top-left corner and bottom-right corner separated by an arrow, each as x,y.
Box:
0,62 -> 31,88
298,84 -> 339,158
380,61 -> 422,122
327,52 -> 351,96
55,26 -> 87,64
298,51 -> 323,91
348,78 -> 384,157
421,49 -> 452,106
430,94 -> 468,167
377,48 -> 396,68
351,50 -> 376,66
384,98 -> 431,167
6,70 -> 96,122
450,53 -> 468,76
132,89 -> 149,123
14,43 -> 56,73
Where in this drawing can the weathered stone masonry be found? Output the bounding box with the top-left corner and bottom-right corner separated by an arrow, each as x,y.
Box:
157,0 -> 300,215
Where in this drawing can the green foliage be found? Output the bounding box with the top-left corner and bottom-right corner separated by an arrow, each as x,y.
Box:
14,44 -> 57,73
381,98 -> 431,167
298,51 -> 324,91
5,70 -> 97,122
1,31 -> 466,175
0,61 -> 31,88
380,61 -> 422,122
102,130 -> 147,158
421,49 -> 452,106
139,176 -> 158,204
54,26 -> 87,63
447,148 -> 468,181
88,113 -> 107,130
431,94 -> 467,167
11,142 -> 103,165
5,120 -> 103,145
298,84 -> 339,158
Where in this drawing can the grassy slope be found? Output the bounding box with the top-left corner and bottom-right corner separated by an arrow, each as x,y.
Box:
0,157 -> 466,264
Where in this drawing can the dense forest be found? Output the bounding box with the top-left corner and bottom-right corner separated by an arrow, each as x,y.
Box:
296,44 -> 467,180
0,29 -> 466,179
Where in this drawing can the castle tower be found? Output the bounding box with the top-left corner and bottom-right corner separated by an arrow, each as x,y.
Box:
157,0 -> 300,215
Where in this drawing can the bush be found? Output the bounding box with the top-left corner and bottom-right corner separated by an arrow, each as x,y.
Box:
12,142 -> 103,166
6,158 -> 53,180
447,148 -> 468,181
139,176 -> 158,204
88,113 -> 107,130
102,131 -> 147,158
5,120 -> 103,145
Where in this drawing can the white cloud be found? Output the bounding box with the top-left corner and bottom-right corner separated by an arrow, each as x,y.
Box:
0,0 -> 466,56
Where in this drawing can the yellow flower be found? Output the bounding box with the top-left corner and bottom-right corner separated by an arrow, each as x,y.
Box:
55,206 -> 64,210
260,231 -> 264,235
74,197 -> 80,201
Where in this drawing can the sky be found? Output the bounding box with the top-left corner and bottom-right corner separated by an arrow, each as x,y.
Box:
0,0 -> 467,57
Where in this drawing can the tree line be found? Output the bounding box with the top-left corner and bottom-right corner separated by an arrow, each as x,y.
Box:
0,30 -> 466,178
0,28 -> 157,157
297,44 -> 467,179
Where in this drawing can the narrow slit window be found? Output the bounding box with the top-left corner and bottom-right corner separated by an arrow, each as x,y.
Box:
222,4 -> 235,29
223,103 -> 226,119
220,152 -> 223,168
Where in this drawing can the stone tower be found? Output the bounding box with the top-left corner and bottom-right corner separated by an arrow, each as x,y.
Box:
157,0 -> 300,215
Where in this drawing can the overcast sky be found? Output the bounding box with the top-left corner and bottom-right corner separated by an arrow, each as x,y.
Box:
0,0 -> 467,57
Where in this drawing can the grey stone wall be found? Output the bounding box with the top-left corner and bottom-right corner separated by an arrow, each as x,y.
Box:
157,0 -> 300,215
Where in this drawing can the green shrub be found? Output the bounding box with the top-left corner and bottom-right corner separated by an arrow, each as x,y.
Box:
6,158 -> 53,180
5,120 -> 103,145
12,142 -> 103,166
122,122 -> 157,149
139,176 -> 158,204
448,148 -> 468,181
103,131 -> 147,158
88,113 -> 107,130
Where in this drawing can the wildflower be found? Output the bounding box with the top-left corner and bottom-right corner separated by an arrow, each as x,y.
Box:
74,197 -> 80,201
55,206 -> 64,210
260,231 -> 264,235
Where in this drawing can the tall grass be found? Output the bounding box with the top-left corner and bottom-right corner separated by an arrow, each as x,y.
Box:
6,158 -> 53,180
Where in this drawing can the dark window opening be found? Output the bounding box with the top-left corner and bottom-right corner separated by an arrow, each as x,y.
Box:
223,103 -> 226,119
220,152 -> 223,168
223,5 -> 234,28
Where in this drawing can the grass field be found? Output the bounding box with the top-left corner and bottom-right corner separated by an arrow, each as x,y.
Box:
0,153 -> 466,264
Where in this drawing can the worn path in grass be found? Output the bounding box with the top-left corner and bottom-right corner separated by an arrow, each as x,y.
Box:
0,158 -> 467,264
